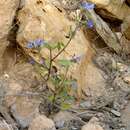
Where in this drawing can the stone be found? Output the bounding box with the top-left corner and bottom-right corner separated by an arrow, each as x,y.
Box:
9,63 -> 39,91
79,62 -> 107,98
0,120 -> 14,130
5,80 -> 22,107
111,109 -> 121,117
28,115 -> 56,130
121,102 -> 130,130
82,117 -> 104,130
10,96 -> 40,128
17,0 -> 92,97
89,0 -> 130,20
123,76 -> 130,84
53,111 -> 74,128
122,15 -> 130,40
0,0 -> 20,72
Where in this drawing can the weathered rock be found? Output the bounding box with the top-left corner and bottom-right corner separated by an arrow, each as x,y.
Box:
124,75 -> 130,85
122,102 -> 130,130
10,96 -> 40,128
9,63 -> 39,91
53,111 -> 74,128
0,0 -> 20,71
82,117 -> 104,130
89,0 -> 130,20
0,120 -> 14,130
28,115 -> 56,130
122,15 -> 130,40
79,62 -> 107,97
5,80 -> 22,107
3,63 -> 40,107
17,0 -> 93,97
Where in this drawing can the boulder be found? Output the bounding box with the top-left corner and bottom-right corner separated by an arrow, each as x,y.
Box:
17,0 -> 93,97
78,62 -> 107,98
0,0 -> 20,72
10,96 -> 40,128
89,0 -> 130,20
0,120 -> 14,130
53,111 -> 74,128
82,117 -> 104,130
28,115 -> 56,130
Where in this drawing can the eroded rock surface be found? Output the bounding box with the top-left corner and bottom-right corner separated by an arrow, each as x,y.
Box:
0,0 -> 20,72
28,115 -> 56,130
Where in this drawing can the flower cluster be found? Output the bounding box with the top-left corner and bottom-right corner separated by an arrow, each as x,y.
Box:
87,20 -> 94,28
81,2 -> 95,10
81,2 -> 95,28
26,39 -> 46,48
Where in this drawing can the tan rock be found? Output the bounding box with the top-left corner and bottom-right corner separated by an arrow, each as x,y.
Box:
123,76 -> 130,84
122,15 -> 130,40
5,80 -> 23,107
79,62 -> 106,97
0,0 -> 19,39
89,0 -> 130,20
17,0 -> 93,97
82,117 -> 104,130
10,96 -> 40,128
4,63 -> 39,107
53,111 -> 74,128
0,120 -> 13,130
29,115 -> 56,130
0,0 -> 20,72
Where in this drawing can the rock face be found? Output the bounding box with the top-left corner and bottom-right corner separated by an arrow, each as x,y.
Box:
10,96 -> 40,128
90,0 -> 130,20
79,62 -> 107,97
122,102 -> 130,130
4,63 -> 39,107
82,117 -> 104,130
53,111 -> 74,128
17,0 -> 91,93
0,120 -> 14,130
0,0 -> 20,71
28,115 -> 56,130
122,15 -> 130,40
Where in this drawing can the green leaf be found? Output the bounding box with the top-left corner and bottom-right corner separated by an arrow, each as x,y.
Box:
57,42 -> 65,51
58,59 -> 73,67
61,102 -> 71,110
48,95 -> 54,102
45,59 -> 50,68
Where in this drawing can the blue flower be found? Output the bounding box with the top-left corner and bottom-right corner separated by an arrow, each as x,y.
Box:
29,58 -> 35,65
71,55 -> 83,63
87,20 -> 94,28
81,2 -> 95,10
27,41 -> 34,48
40,58 -> 45,65
34,39 -> 46,47
26,39 -> 46,48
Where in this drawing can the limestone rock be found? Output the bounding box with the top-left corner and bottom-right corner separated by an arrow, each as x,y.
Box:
10,96 -> 40,128
0,120 -> 14,130
28,115 -> 56,130
80,62 -> 106,97
17,0 -> 90,81
3,63 -> 40,107
122,102 -> 130,130
53,111 -> 74,128
90,0 -> 130,20
122,15 -> 130,40
82,117 -> 104,130
0,0 -> 20,73
5,80 -> 22,107
123,76 -> 130,84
